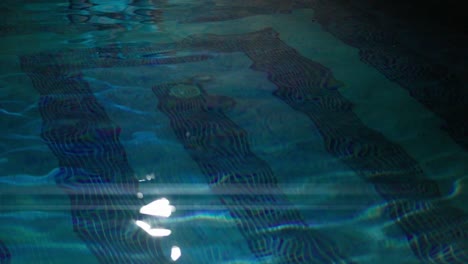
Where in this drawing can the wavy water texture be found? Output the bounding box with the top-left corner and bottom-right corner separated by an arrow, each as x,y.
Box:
159,28 -> 467,263
19,58 -> 172,263
308,0 -> 468,151
1,1 -> 466,263
154,80 -> 355,263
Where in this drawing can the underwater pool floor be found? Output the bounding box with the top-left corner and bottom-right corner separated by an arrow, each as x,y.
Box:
0,1 -> 467,263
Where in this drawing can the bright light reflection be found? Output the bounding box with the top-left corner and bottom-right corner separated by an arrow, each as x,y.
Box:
135,220 -> 151,230
171,246 -> 181,261
140,198 -> 176,217
146,228 -> 171,237
135,220 -> 172,237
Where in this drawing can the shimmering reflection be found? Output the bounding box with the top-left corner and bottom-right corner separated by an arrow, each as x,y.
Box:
136,196 -> 182,260
171,246 -> 181,261
139,197 -> 176,217
446,178 -> 465,199
135,220 -> 172,237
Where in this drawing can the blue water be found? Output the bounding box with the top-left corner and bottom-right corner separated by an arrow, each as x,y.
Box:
1,1 -> 467,263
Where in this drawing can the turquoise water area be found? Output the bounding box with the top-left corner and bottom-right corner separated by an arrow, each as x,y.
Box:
1,1 -> 467,263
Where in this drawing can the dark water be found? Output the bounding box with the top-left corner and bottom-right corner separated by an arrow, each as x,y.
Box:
0,1 -> 467,263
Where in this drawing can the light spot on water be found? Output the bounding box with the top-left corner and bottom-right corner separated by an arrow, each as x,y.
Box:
140,198 -> 176,217
146,173 -> 155,181
171,246 -> 181,261
135,220 -> 172,237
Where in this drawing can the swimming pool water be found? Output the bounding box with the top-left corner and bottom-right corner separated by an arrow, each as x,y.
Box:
1,1 -> 467,263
